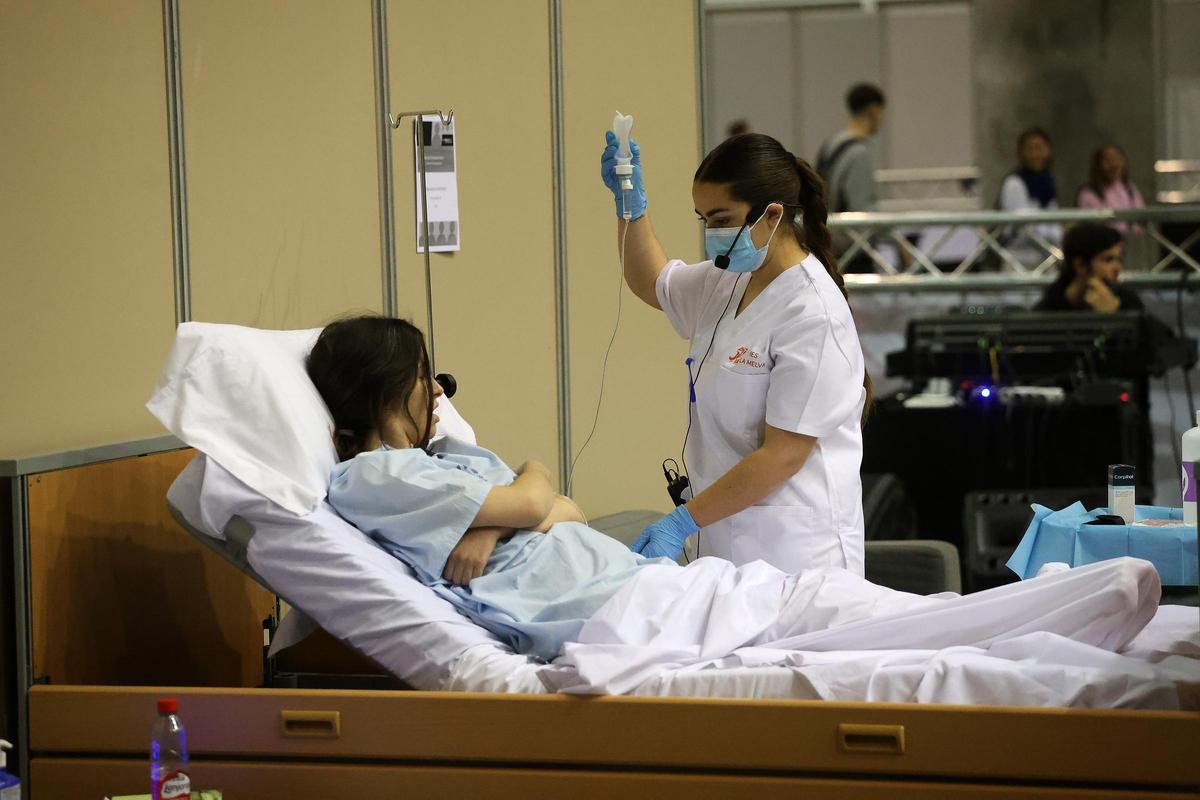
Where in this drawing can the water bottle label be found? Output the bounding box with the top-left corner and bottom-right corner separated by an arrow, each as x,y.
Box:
1185,461 -> 1196,504
155,769 -> 191,799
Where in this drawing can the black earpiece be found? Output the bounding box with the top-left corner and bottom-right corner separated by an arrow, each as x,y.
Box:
435,373 -> 457,398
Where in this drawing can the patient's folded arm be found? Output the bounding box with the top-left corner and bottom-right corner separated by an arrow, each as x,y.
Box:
531,496 -> 587,533
472,474 -> 556,530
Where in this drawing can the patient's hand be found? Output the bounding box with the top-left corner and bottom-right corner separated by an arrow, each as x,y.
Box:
444,527 -> 507,587
532,495 -> 586,533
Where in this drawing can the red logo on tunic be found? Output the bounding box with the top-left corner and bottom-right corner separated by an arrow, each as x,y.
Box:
728,346 -> 766,369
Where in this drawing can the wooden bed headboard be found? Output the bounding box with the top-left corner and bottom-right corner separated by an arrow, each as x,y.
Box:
20,446 -> 275,688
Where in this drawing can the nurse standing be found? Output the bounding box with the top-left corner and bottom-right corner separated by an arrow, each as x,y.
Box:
600,132 -> 872,574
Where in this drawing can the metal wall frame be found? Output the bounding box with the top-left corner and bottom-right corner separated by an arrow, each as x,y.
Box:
162,0 -> 191,325
549,0 -> 572,491
706,0 -> 954,9
7,478 -> 30,788
372,0 -> 400,318
695,0 -> 709,258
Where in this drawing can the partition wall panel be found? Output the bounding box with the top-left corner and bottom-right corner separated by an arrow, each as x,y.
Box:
0,0 -> 176,457
181,0 -> 382,328
386,0 -> 560,476
562,0 -> 702,520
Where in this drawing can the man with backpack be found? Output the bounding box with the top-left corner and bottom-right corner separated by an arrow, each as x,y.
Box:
815,83 -> 887,272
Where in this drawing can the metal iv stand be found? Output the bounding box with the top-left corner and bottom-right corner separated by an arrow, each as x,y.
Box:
388,108 -> 454,371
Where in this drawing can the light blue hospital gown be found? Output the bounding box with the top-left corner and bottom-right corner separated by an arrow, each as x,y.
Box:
327,437 -> 661,661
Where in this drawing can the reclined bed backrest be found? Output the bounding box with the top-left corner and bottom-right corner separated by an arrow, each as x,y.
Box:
169,504 -> 268,588
167,451 -> 514,689
151,321 -> 499,688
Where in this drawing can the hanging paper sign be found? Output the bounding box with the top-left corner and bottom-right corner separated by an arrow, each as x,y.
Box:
414,115 -> 460,253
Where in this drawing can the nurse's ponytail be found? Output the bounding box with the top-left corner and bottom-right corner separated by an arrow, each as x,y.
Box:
793,156 -> 873,418
694,134 -> 872,422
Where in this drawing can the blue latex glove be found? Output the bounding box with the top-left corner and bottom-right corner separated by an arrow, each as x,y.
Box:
600,131 -> 648,220
631,505 -> 699,561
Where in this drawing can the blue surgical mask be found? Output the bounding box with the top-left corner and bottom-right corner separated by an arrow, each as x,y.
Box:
704,209 -> 783,273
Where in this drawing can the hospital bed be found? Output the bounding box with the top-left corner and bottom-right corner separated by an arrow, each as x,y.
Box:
27,448 -> 1200,798
167,466 -> 963,692
26,322 -> 1200,797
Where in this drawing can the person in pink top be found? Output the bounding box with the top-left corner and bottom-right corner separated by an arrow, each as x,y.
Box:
1077,145 -> 1145,233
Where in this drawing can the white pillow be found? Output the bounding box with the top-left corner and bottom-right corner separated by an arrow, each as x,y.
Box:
148,321 -> 475,516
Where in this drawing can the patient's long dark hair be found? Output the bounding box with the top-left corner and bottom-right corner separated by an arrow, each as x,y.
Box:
306,315 -> 434,460
694,133 -> 873,421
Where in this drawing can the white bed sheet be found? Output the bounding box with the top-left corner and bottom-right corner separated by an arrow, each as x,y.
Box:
447,605 -> 1199,707
173,454 -> 1199,707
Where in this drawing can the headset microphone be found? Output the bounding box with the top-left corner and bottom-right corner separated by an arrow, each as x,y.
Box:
712,202 -> 803,271
712,227 -> 743,271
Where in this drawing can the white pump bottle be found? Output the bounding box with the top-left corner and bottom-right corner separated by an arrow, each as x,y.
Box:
1183,410 -> 1199,526
612,111 -> 635,220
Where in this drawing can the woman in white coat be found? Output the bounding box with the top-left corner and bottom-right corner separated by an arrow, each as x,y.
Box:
600,132 -> 872,575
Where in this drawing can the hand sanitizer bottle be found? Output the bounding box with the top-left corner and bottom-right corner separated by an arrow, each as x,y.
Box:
1184,410 -> 1200,526
0,740 -> 20,800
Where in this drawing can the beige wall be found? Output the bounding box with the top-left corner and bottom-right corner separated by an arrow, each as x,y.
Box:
386,0 -> 560,476
0,0 -> 176,458
181,0 -> 382,327
562,0 -> 703,518
0,0 -> 703,517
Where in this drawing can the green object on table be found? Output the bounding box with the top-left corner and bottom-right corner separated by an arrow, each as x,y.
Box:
106,792 -> 222,800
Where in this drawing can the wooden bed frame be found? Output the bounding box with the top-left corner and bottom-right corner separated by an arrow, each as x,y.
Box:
28,685 -> 1200,797
6,442 -> 1199,798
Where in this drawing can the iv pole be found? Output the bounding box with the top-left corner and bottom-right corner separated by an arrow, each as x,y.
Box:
388,108 -> 454,371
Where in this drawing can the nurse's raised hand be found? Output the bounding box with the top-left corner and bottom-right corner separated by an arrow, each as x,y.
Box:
631,505 -> 699,561
600,131 -> 648,220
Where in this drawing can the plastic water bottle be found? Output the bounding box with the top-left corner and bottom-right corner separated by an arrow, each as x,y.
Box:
1184,410 -> 1200,526
0,739 -> 20,800
150,698 -> 191,800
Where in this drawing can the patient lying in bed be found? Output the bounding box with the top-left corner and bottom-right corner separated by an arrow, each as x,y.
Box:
310,315 -> 1162,682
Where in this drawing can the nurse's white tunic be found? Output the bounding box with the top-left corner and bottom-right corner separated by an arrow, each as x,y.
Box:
655,255 -> 866,575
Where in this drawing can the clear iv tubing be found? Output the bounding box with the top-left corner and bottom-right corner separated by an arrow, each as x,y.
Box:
566,200 -> 630,494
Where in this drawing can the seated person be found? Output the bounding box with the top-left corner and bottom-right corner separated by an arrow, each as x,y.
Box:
1076,144 -> 1145,235
1035,222 -> 1142,313
308,315 -> 1159,666
999,127 -> 1063,265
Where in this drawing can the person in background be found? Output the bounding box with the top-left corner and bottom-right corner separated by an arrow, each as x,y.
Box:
1035,222 -> 1141,313
726,119 -> 751,139
816,83 -> 886,215
1077,144 -> 1145,235
815,83 -> 887,272
999,127 -> 1063,264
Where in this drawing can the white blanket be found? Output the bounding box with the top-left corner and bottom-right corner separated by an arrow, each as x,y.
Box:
539,556 -> 1196,704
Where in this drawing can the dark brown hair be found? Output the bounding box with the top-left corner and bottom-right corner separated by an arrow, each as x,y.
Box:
694,133 -> 873,420
306,315 -> 434,460
1086,144 -> 1131,197
846,83 -> 885,115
